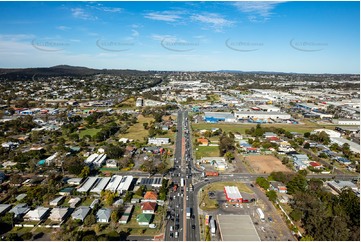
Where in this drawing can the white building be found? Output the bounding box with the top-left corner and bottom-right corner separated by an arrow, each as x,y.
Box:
148,138 -> 170,146
312,129 -> 341,138
332,119 -> 360,126
105,175 -> 123,192
136,98 -> 143,107
257,105 -> 280,112
234,111 -> 291,120
330,137 -> 360,154
77,177 -> 98,193
117,176 -> 134,194
90,177 -> 111,194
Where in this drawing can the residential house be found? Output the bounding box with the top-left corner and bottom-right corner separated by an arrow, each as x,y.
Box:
67,178 -> 83,186
270,182 -> 288,193
143,191 -> 158,202
68,197 -> 81,208
96,208 -> 112,223
291,154 -> 309,171
141,202 -> 157,214
9,203 -> 30,219
49,207 -> 70,222
49,196 -> 65,206
106,159 -> 118,168
263,132 -> 278,138
59,187 -> 74,196
24,206 -> 50,221
136,213 -> 153,226
309,161 -> 323,169
72,206 -> 91,222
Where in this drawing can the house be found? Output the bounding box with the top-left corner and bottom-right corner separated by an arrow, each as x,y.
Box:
148,138 -> 170,146
9,203 -> 30,219
49,196 -> 65,206
143,191 -> 158,202
24,206 -> 50,221
136,213 -> 153,226
141,202 -> 157,214
327,180 -> 359,194
119,138 -> 129,143
263,132 -> 278,138
197,138 -> 209,146
291,154 -> 309,171
309,161 -> 323,169
270,182 -> 288,193
119,205 -> 134,224
213,159 -> 228,171
138,177 -> 163,189
106,159 -> 117,168
59,187 -> 74,196
49,207 -> 70,222
0,204 -> 12,215
67,178 -> 83,186
246,147 -> 259,153
68,197 -> 81,208
72,206 -> 91,221
96,208 -> 112,223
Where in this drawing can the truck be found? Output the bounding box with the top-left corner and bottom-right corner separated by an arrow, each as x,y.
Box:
210,219 -> 216,235
203,171 -> 219,177
186,207 -> 191,219
180,178 -> 185,187
173,184 -> 178,192
189,183 -> 193,191
256,208 -> 265,222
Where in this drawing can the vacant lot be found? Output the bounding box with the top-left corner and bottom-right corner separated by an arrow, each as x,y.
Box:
122,115 -> 154,141
196,146 -> 220,159
79,128 -> 101,138
245,155 -> 292,174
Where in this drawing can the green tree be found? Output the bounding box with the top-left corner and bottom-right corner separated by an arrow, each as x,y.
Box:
224,151 -> 235,163
303,142 -> 310,149
83,213 -> 96,226
290,209 -> 303,221
266,190 -> 277,202
80,166 -> 90,178
287,174 -> 307,194
256,177 -> 270,190
300,235 -> 314,241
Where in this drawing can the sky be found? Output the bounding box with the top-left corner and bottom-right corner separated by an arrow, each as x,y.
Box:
0,1 -> 359,74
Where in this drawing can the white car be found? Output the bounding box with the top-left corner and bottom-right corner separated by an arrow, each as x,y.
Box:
236,203 -> 240,208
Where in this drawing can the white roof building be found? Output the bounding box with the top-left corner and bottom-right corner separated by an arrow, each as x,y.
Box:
24,206 -> 50,221
90,177 -> 111,194
312,129 -> 341,138
77,177 -> 98,193
105,175 -> 123,192
117,176 -> 133,194
330,137 -> 360,154
49,207 -> 70,222
224,186 -> 242,203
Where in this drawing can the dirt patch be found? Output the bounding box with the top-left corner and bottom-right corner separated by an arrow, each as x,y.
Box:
245,155 -> 292,174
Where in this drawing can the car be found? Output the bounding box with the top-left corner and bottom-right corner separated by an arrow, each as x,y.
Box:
174,232 -> 179,239
268,217 -> 273,222
192,225 -> 196,229
170,226 -> 173,232
250,184 -> 254,187
233,204 -> 236,207
186,196 -> 189,200
236,203 -> 240,208
170,233 -> 173,238
225,203 -> 228,208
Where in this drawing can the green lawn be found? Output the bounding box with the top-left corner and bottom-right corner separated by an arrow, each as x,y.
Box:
79,128 -> 101,138
195,146 -> 220,159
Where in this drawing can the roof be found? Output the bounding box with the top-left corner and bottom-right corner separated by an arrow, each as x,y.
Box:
309,161 -> 322,167
141,202 -> 157,211
77,177 -> 98,193
137,213 -> 153,223
224,186 -> 242,200
105,175 -> 123,192
117,175 -> 133,192
0,204 -> 12,214
24,206 -> 50,220
139,177 -> 163,187
9,203 -> 29,216
217,215 -> 260,241
144,191 -> 158,200
96,208 -> 112,221
197,138 -> 209,143
72,206 -> 91,220
49,207 -> 69,220
90,177 -> 111,193
50,196 -> 64,205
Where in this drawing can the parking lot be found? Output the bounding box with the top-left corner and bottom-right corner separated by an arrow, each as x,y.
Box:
203,187 -> 295,241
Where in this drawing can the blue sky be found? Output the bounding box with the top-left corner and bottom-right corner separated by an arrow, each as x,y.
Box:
0,1 -> 359,73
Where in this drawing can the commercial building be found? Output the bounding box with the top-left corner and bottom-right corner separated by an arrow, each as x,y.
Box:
234,111 -> 291,122
148,138 -> 170,146
224,186 -> 243,203
105,175 -> 123,192
117,176 -> 134,194
327,180 -> 359,194
90,177 -> 111,194
137,177 -> 163,189
217,215 -> 260,241
332,119 -> 360,126
330,137 -> 360,154
204,112 -> 236,123
77,177 -> 98,193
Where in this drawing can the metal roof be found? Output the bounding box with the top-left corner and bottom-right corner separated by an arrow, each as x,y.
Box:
217,215 -> 260,241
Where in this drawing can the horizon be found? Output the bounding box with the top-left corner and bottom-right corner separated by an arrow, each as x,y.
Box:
0,1 -> 360,74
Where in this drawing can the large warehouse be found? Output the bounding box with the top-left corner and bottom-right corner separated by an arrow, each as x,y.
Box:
234,111 -> 291,121
217,215 -> 260,241
204,112 -> 236,123
224,186 -> 243,203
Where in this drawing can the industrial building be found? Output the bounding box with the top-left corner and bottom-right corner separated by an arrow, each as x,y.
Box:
117,176 -> 134,194
224,186 -> 243,203
77,177 -> 99,193
90,177 -> 111,194
330,137 -> 360,154
105,175 -> 123,192
204,112 -> 236,123
137,177 -> 163,188
217,215 -> 260,241
234,111 -> 291,122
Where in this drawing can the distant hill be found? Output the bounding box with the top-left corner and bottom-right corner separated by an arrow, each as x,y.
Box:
0,65 -> 155,80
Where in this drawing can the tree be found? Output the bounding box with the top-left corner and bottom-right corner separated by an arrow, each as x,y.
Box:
64,156 -> 84,175
105,144 -> 125,159
124,191 -> 133,202
266,190 -> 277,202
135,185 -> 146,197
300,235 -> 314,241
143,122 -> 149,130
304,132 -> 311,138
224,151 -> 235,163
290,209 -> 303,221
101,190 -> 116,206
219,132 -> 235,156
256,177 -> 270,190
83,213 -> 96,226
287,174 -> 307,194
303,142 -> 310,149
80,166 -> 90,178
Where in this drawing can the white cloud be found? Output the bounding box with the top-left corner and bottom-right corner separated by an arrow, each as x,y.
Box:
71,8 -> 96,20
150,34 -> 177,42
56,26 -> 71,31
131,30 -> 139,38
94,6 -> 122,13
191,13 -> 234,31
144,11 -> 183,22
233,1 -> 283,18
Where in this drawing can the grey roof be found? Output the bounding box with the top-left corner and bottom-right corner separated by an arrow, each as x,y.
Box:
77,177 -> 98,193
96,208 -> 112,222
217,215 -> 260,241
72,206 -> 91,221
90,177 -> 111,194
24,206 -> 50,220
49,207 -> 70,221
204,112 -> 234,119
50,196 -> 64,205
0,204 -> 12,215
9,203 -> 30,217
105,175 -> 123,192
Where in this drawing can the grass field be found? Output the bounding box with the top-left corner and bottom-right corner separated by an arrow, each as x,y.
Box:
199,181 -> 254,210
79,128 -> 101,138
122,115 -> 154,141
195,146 -> 220,159
192,121 -> 330,134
